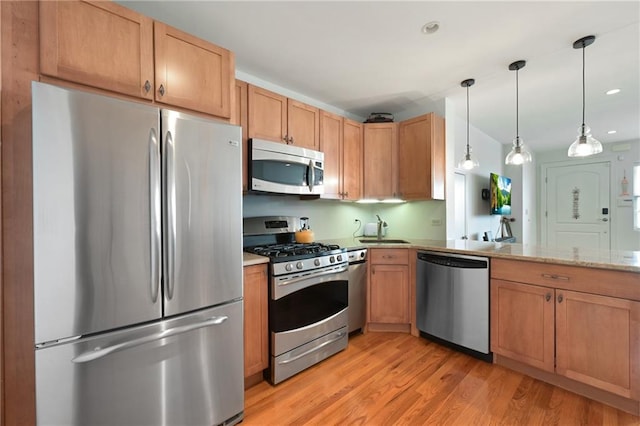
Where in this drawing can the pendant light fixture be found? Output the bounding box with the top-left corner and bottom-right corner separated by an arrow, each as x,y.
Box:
568,35 -> 603,157
458,78 -> 479,170
505,60 -> 532,165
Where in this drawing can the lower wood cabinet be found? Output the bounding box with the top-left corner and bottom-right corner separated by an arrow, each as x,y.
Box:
491,258 -> 640,405
243,263 -> 268,380
368,249 -> 409,328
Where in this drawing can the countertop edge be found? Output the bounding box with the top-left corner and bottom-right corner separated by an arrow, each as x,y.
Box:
318,238 -> 640,273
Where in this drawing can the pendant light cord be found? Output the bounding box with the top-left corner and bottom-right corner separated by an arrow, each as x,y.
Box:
581,44 -> 586,128
466,84 -> 470,153
516,68 -> 519,140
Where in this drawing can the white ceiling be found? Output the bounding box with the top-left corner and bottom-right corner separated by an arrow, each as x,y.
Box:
120,1 -> 640,153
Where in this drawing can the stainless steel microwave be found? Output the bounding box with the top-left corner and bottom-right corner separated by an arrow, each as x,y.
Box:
250,138 -> 324,195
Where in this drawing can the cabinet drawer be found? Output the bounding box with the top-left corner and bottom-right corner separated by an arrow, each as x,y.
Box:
370,249 -> 408,265
491,258 -> 640,301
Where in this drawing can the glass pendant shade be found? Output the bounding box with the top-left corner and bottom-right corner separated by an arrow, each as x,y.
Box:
459,149 -> 479,170
505,136 -> 532,165
568,124 -> 603,157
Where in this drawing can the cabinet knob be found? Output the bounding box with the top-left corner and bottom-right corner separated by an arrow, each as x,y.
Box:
557,294 -> 564,303
143,80 -> 151,93
283,135 -> 288,143
344,191 -> 349,197
158,84 -> 166,97
289,136 -> 295,144
545,293 -> 551,302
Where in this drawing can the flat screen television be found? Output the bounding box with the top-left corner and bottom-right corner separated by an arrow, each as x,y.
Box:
490,172 -> 512,215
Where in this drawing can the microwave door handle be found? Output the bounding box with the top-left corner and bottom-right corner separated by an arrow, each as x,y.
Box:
308,160 -> 314,192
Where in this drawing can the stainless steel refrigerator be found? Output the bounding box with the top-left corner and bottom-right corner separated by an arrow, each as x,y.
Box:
32,82 -> 244,425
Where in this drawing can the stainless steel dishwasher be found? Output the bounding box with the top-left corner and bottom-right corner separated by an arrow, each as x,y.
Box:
416,251 -> 491,361
347,248 -> 367,334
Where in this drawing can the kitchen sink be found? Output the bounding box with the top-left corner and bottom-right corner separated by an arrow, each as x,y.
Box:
359,239 -> 410,244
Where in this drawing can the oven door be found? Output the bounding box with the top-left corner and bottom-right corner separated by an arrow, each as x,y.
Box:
250,138 -> 323,195
270,266 -> 348,356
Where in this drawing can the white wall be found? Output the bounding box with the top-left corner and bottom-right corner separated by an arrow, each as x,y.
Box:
446,106 -> 504,241
536,139 -> 640,250
503,145 -> 537,244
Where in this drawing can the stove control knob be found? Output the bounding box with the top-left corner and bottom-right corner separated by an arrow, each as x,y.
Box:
337,254 -> 343,262
296,261 -> 304,270
285,263 -> 293,272
314,259 -> 321,266
329,256 -> 335,263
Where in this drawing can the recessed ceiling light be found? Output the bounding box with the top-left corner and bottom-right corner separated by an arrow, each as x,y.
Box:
606,88 -> 621,95
421,21 -> 440,35
607,130 -> 617,134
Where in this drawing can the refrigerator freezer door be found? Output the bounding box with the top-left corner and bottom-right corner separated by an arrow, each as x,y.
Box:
162,110 -> 243,316
35,301 -> 244,426
32,82 -> 162,344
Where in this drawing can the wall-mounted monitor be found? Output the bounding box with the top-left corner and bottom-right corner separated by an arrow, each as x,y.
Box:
490,172 -> 512,215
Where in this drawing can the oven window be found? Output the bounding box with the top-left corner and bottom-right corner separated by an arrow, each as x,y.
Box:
252,159 -> 308,186
270,279 -> 347,333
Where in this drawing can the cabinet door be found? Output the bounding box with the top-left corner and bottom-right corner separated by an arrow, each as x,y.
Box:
369,264 -> 409,324
243,264 -> 268,378
490,279 -> 555,372
342,119 -> 363,201
154,22 -> 233,118
320,111 -> 343,199
398,113 -> 445,200
248,85 -> 287,143
40,0 -> 154,99
233,80 -> 249,192
363,123 -> 398,199
287,100 -> 320,150
556,290 -> 640,399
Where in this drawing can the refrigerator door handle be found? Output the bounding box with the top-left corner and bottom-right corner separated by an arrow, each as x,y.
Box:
149,127 -> 161,303
71,315 -> 229,364
164,130 -> 176,300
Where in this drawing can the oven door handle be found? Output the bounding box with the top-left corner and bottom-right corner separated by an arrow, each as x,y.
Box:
277,331 -> 346,365
277,264 -> 348,287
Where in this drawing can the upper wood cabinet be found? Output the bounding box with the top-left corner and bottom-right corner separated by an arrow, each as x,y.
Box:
40,1 -> 234,118
154,22 -> 233,118
248,85 -> 319,150
233,80 -> 249,192
398,113 -> 446,200
342,119 -> 364,201
363,123 -> 398,199
320,110 -> 344,199
40,1 -> 154,100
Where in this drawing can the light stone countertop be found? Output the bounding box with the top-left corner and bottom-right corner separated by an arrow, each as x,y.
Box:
319,237 -> 640,274
242,252 -> 270,267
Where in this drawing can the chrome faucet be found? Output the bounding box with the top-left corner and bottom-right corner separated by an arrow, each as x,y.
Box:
376,214 -> 387,240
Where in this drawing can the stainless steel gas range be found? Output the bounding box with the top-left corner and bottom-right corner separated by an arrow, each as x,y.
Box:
243,216 -> 349,384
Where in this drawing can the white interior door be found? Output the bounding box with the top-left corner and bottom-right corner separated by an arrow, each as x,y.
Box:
454,172 -> 467,239
545,162 -> 610,249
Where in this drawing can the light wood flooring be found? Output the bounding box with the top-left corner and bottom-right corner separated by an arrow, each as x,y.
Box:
244,332 -> 639,425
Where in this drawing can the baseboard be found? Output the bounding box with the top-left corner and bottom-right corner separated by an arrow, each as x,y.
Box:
366,323 -> 411,333
244,371 -> 264,390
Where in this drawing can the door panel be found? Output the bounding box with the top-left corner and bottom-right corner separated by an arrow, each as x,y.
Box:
33,82 -> 161,344
162,110 -> 242,316
546,162 -> 610,249
556,290 -> 639,399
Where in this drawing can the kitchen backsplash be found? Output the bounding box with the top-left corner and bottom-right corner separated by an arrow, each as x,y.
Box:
243,195 -> 446,240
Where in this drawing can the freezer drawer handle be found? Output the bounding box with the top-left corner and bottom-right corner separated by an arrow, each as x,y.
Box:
277,331 -> 346,365
71,316 -> 228,364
